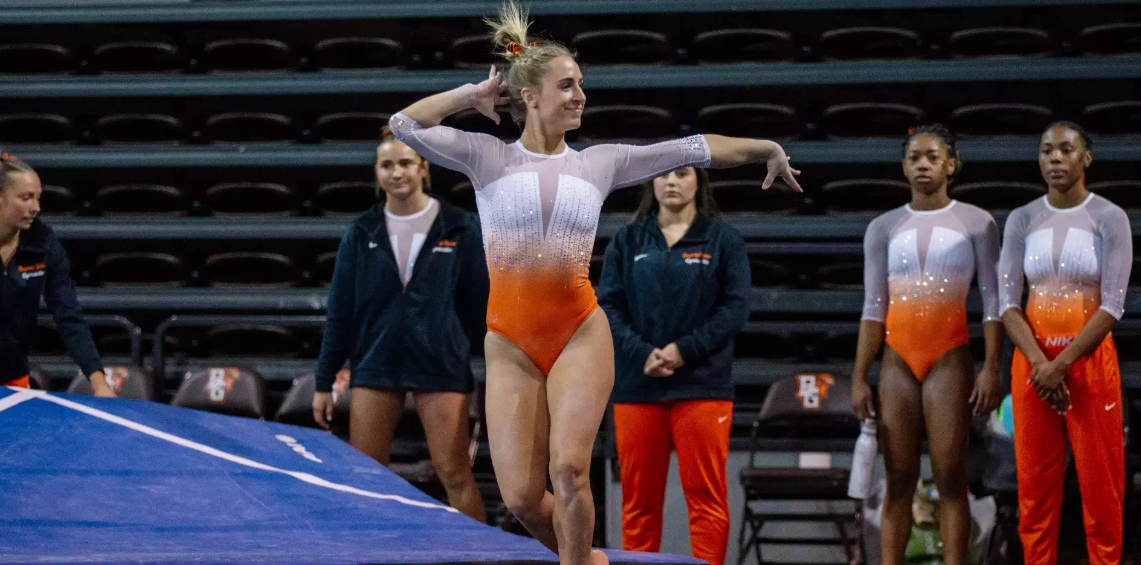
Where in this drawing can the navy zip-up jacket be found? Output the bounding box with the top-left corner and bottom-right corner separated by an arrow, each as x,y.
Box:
1,219 -> 102,381
598,213 -> 751,403
315,199 -> 489,393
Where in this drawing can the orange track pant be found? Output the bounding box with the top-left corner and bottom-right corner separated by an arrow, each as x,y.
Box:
614,400 -> 732,565
1012,337 -> 1124,565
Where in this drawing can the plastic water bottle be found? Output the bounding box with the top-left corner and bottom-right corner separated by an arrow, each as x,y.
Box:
848,419 -> 878,499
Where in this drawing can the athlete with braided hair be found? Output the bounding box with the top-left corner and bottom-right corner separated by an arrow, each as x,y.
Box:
851,125 -> 1002,565
388,3 -> 801,565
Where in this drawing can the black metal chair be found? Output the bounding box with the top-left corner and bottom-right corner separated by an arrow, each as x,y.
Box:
67,365 -> 156,401
738,372 -> 863,565
171,367 -> 267,419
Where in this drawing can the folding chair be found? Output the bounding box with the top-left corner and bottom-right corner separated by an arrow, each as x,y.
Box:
738,372 -> 863,565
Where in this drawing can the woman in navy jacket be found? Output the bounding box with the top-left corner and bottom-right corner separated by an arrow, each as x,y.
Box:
598,166 -> 750,565
312,131 -> 488,522
0,151 -> 114,397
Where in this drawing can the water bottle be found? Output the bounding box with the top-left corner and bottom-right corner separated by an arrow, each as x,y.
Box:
848,419 -> 878,499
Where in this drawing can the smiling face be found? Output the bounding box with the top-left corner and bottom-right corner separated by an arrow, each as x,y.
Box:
521,55 -> 585,134
1038,125 -> 1092,192
902,133 -> 956,196
0,170 -> 41,232
374,140 -> 429,200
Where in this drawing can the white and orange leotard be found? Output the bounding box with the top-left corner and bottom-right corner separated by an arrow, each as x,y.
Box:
390,113 -> 710,375
861,200 -> 1001,380
998,193 -> 1131,565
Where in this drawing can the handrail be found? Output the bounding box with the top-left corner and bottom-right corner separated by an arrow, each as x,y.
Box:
151,314 -> 327,382
4,58 -> 1137,98
16,138 -> 1141,168
3,0 -> 1121,24
36,313 -> 143,367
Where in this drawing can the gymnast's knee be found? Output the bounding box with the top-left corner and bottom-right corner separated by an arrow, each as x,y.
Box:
501,486 -> 546,523
550,458 -> 591,499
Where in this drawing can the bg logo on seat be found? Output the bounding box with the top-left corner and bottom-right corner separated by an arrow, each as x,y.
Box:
207,368 -> 240,403
796,373 -> 834,410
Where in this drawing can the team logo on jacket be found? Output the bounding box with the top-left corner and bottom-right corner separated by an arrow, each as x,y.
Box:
796,373 -> 834,410
18,263 -> 45,280
682,252 -> 712,265
432,239 -> 457,253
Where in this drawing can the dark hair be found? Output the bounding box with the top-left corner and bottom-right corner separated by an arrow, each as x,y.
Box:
902,123 -> 962,178
376,127 -> 431,194
1043,120 -> 1093,151
633,167 -> 719,222
0,150 -> 34,192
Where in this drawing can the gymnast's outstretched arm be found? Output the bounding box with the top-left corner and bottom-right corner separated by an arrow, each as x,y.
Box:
704,134 -> 803,191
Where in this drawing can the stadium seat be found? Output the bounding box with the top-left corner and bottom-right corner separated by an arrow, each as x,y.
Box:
820,179 -> 911,214
314,252 -> 338,286
736,331 -> 799,360
690,28 -> 797,64
96,114 -> 183,143
738,372 -> 862,565
448,35 -> 497,69
448,181 -> 477,212
821,331 -> 858,361
94,252 -> 187,287
317,181 -> 377,215
951,103 -> 1054,137
447,108 -> 520,139
1077,23 -> 1141,56
599,185 -> 641,213
96,184 -> 187,216
947,27 -> 1053,58
950,181 -> 1046,211
39,185 -> 78,216
1090,180 -> 1141,210
815,262 -> 864,290
67,365 -> 156,401
28,364 -> 52,391
0,43 -> 73,74
92,41 -> 182,73
97,332 -> 183,358
205,182 -> 297,216
171,367 -> 267,419
313,37 -> 403,70
316,112 -> 391,142
204,252 -> 301,287
696,103 -> 801,140
0,113 -> 73,144
203,325 -> 301,357
749,259 -> 793,288
275,371 -> 352,434
570,30 -> 673,65
821,103 -> 924,138
711,180 -> 803,214
203,112 -> 296,143
202,38 -> 295,72
818,26 -> 922,61
577,105 -> 676,142
1082,101 -> 1141,135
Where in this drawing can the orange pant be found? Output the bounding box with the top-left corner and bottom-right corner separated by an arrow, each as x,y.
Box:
1012,336 -> 1124,565
614,400 -> 732,565
3,376 -> 30,388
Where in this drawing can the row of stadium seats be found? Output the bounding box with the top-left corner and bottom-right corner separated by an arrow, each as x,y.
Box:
42,247 -> 1141,288
2,23 -> 1137,75
3,100 -> 1138,144
32,320 -> 1141,364
33,178 -> 1141,217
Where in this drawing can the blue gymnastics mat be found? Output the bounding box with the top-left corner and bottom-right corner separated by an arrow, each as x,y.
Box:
0,387 -> 704,565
